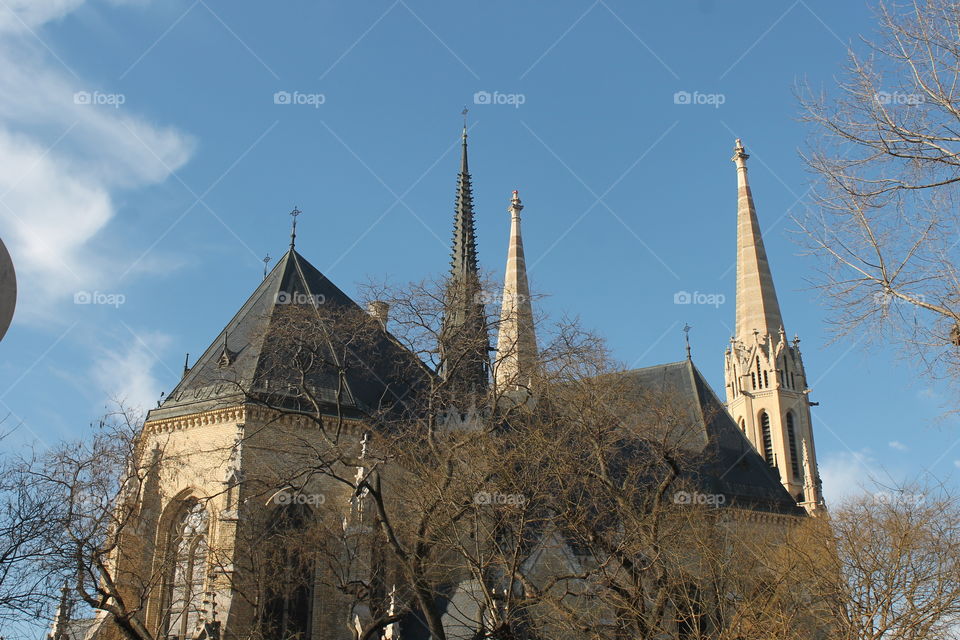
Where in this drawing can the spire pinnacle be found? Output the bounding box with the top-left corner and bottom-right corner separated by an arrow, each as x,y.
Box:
440,119 -> 490,396
495,189 -> 538,394
289,206 -> 301,250
732,139 -> 784,340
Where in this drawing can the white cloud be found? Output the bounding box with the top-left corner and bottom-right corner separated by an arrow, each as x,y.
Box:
0,0 -> 86,32
819,449 -> 877,505
90,329 -> 172,412
0,0 -> 194,322
889,440 -> 909,452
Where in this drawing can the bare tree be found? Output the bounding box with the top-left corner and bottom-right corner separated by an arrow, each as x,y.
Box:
814,483 -> 960,640
0,426 -> 61,627
799,0 -> 960,384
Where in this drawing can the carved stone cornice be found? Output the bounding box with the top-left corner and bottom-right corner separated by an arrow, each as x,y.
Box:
144,406 -> 245,434
144,404 -> 369,436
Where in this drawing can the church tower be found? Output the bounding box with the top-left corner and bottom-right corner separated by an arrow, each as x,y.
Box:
439,122 -> 491,399
494,190 -> 538,395
723,139 -> 824,513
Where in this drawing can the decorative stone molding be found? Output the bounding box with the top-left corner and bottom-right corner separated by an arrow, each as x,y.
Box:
144,406 -> 245,434
144,404 -> 369,437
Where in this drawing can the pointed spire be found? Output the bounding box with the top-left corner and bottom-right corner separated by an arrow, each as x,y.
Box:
451,114 -> 478,282
733,139 -> 784,340
495,190 -> 538,394
440,115 -> 490,396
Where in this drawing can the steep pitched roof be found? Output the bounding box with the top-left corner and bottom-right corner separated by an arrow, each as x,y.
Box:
615,360 -> 803,516
146,249 -> 431,422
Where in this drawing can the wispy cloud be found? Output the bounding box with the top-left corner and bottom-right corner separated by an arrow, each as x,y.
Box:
819,449 -> 876,505
0,0 -> 194,322
90,329 -> 172,411
889,440 -> 909,452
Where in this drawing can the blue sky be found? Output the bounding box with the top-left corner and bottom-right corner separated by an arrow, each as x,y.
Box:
0,0 -> 955,505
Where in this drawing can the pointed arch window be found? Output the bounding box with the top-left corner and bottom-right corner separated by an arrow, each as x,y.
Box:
163,500 -> 209,640
786,411 -> 801,479
262,503 -> 315,640
759,411 -> 775,467
756,357 -> 763,389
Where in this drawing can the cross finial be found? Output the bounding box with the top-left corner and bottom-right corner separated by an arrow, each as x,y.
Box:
461,106 -> 468,138
262,253 -> 271,279
289,206 -> 301,250
683,323 -> 693,360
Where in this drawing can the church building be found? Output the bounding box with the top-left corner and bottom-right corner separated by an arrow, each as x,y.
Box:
63,130 -> 825,640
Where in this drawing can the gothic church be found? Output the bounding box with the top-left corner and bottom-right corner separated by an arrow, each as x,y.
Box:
61,129 -> 825,640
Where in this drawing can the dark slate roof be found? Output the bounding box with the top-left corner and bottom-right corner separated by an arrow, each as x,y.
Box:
615,360 -> 804,516
146,249 -> 431,423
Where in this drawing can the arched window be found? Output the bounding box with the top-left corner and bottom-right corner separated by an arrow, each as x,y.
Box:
164,501 -> 209,640
759,411 -> 775,467
756,357 -> 763,389
786,412 -> 801,479
263,503 -> 314,640
738,417 -> 746,433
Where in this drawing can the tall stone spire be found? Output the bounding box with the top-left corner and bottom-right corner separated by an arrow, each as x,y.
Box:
724,139 -> 824,514
733,139 -> 784,340
440,120 -> 490,397
450,122 -> 479,283
495,190 -> 538,394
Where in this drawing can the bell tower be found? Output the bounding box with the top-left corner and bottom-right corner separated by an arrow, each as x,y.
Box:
723,139 -> 824,513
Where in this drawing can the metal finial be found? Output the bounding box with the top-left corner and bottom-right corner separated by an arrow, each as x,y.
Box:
683,323 -> 693,360
183,353 -> 190,377
289,207 -> 301,250
262,253 -> 271,279
461,107 -> 468,138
